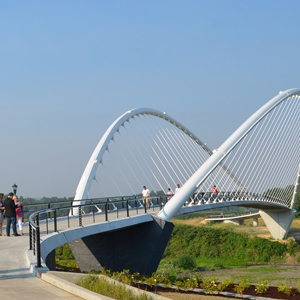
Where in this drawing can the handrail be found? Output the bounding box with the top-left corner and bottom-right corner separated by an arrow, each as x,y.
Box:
28,190 -> 291,268
28,195 -> 167,268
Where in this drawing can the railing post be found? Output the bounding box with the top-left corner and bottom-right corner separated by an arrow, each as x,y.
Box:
54,209 -> 57,232
29,224 -> 32,250
135,200 -> 138,214
160,196 -> 162,210
33,228 -> 36,255
79,206 -> 82,227
105,203 -> 108,221
36,227 -> 42,267
48,203 -> 51,219
92,202 -> 95,223
127,200 -> 129,217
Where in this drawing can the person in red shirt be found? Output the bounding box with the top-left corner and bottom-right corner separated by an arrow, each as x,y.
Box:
212,185 -> 219,200
166,188 -> 173,200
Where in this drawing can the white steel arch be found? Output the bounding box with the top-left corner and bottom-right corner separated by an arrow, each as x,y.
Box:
74,108 -> 212,202
157,88 -> 300,221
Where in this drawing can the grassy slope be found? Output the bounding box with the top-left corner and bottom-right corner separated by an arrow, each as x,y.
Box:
157,217 -> 300,286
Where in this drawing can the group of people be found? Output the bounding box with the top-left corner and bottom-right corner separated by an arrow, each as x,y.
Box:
142,184 -> 182,208
166,184 -> 219,201
166,184 -> 181,200
142,183 -> 219,208
0,192 -> 24,237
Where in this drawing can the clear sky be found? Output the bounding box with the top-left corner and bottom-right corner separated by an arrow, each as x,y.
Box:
1,1 -> 300,198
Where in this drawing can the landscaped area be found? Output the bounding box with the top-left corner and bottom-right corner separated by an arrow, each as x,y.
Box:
56,215 -> 300,299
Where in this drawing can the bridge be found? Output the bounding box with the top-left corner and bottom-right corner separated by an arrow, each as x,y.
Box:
5,89 -> 300,293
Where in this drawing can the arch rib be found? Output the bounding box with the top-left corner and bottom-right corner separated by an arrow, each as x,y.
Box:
74,108 -> 211,202
157,88 -> 300,221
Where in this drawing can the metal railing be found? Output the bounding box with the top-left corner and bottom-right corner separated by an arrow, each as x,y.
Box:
28,190 -> 289,268
29,195 -> 169,267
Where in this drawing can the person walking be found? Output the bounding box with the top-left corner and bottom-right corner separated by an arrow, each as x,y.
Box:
212,185 -> 219,201
14,195 -> 24,235
142,186 -> 151,209
166,188 -> 173,200
175,184 -> 181,194
4,192 -> 20,236
0,193 -> 4,236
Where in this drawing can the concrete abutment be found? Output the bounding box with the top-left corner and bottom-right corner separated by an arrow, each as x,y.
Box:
68,215 -> 174,275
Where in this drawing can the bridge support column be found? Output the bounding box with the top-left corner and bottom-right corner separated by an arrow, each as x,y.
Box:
45,249 -> 56,271
253,218 -> 259,227
260,209 -> 296,240
69,215 -> 174,275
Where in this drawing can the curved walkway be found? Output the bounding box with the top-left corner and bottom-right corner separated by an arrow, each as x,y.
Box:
0,226 -> 81,300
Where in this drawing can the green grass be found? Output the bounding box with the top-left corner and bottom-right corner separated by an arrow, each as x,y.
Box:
162,224 -> 294,265
55,219 -> 300,288
77,275 -> 150,300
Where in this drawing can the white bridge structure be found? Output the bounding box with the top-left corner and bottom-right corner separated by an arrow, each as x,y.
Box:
74,88 -> 300,240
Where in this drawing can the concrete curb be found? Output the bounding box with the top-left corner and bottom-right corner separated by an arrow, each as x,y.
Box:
39,271 -> 113,300
40,271 -> 170,300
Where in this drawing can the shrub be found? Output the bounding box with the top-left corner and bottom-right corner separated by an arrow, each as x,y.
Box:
200,277 -> 218,294
217,278 -> 233,291
234,279 -> 250,295
55,245 -> 63,256
176,253 -> 197,270
287,238 -> 300,256
277,282 -> 292,296
62,244 -> 74,259
255,280 -> 269,295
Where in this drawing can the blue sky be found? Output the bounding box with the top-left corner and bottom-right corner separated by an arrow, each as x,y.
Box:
1,1 -> 300,197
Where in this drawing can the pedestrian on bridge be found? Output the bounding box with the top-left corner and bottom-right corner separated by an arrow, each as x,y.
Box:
14,195 -> 24,235
166,188 -> 173,200
175,184 -> 181,194
4,192 -> 20,236
0,193 -> 4,236
142,186 -> 151,209
212,185 -> 219,200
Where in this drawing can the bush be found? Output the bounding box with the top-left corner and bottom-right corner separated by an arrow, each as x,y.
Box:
56,243 -> 74,259
255,280 -> 269,295
62,244 -> 74,259
176,254 -> 197,270
234,279 -> 250,295
277,282 -> 292,296
55,245 -> 63,256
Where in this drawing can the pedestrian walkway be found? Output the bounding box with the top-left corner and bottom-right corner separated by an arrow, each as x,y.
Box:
0,207 -> 163,300
0,226 -> 81,300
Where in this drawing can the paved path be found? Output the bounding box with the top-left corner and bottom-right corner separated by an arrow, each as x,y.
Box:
0,207 -> 162,300
0,226 -> 81,299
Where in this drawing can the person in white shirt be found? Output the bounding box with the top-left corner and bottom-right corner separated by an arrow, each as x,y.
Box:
142,186 -> 151,209
175,184 -> 181,194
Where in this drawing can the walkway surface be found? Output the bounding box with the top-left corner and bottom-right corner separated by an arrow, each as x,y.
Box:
0,207 -> 163,300
0,225 -> 81,300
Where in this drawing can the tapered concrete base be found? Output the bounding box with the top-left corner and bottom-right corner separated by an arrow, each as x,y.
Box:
260,209 -> 296,240
69,215 -> 174,275
253,218 -> 259,227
